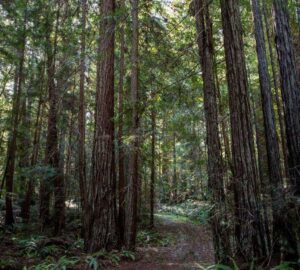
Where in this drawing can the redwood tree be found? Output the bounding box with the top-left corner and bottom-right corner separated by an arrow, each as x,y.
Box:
4,3 -> 27,226
273,0 -> 300,197
40,5 -> 65,234
85,0 -> 118,252
193,0 -> 231,263
125,0 -> 139,250
220,0 -> 267,261
118,0 -> 126,245
149,106 -> 156,228
272,0 -> 300,260
78,0 -> 87,237
250,0 -> 300,261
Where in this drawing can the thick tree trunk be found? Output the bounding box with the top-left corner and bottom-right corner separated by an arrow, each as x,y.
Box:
118,0 -> 126,245
220,0 -> 267,261
251,0 -> 297,260
125,0 -> 139,250
262,1 -> 289,179
273,0 -> 300,196
272,0 -> 300,260
251,94 -> 272,257
85,0 -> 117,252
251,0 -> 281,191
193,0 -> 231,263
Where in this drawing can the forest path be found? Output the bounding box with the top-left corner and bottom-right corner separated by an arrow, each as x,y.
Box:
110,214 -> 214,270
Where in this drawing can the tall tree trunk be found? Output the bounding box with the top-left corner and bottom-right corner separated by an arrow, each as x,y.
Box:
251,0 -> 296,260
21,89 -> 45,222
161,119 -> 169,203
125,0 -> 139,250
85,0 -> 117,252
193,0 -> 231,263
118,0 -> 126,245
149,107 -> 156,228
220,0 -> 267,261
52,3 -> 65,236
272,0 -> 300,260
262,1 -> 289,179
40,6 -> 65,234
3,5 -> 27,225
78,0 -> 87,239
19,93 -> 32,194
215,70 -> 232,172
273,0 -> 300,196
250,93 -> 272,257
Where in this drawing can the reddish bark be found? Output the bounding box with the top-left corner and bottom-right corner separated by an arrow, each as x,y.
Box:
85,0 -> 117,252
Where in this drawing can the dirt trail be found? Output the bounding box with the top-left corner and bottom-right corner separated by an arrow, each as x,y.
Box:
111,215 -> 214,270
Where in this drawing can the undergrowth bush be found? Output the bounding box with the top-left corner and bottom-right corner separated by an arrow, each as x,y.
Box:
137,229 -> 175,247
159,199 -> 211,224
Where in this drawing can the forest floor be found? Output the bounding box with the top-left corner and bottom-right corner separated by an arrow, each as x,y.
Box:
0,202 -> 215,269
109,213 -> 214,270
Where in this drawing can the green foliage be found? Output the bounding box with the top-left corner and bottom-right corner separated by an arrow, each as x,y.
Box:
85,249 -> 135,269
0,258 -> 18,269
94,249 -> 134,263
16,236 -> 44,257
159,199 -> 211,224
15,236 -> 64,258
85,256 -> 99,270
23,256 -> 79,270
137,229 -> 175,247
271,261 -> 300,270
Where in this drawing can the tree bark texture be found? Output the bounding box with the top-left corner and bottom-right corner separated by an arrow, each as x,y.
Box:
4,5 -> 27,225
118,0 -> 126,245
220,0 -> 267,260
85,0 -> 117,252
125,0 -> 139,250
273,0 -> 300,197
194,0 -> 231,263
150,108 -> 156,228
